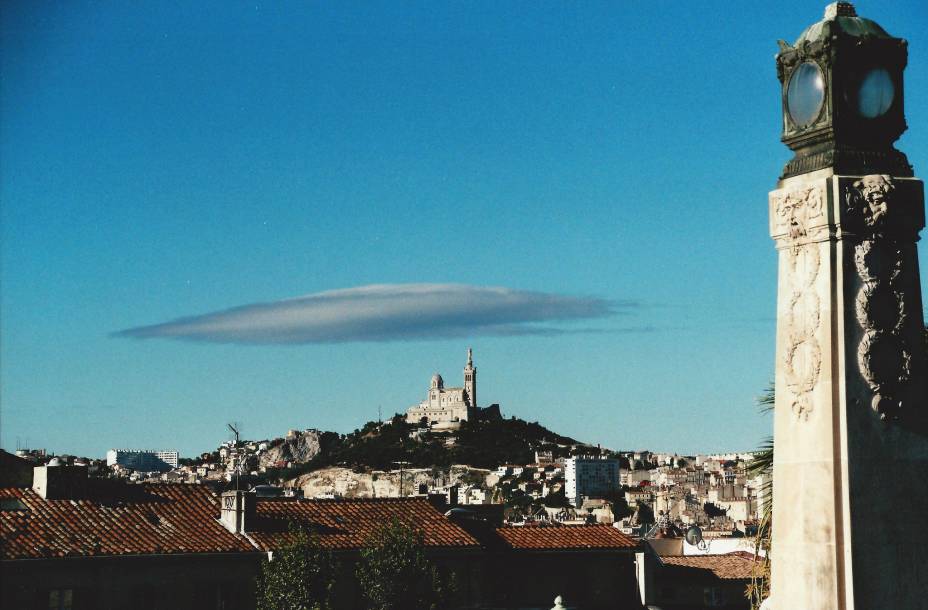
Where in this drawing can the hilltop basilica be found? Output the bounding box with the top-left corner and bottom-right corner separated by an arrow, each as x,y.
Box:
405,349 -> 501,430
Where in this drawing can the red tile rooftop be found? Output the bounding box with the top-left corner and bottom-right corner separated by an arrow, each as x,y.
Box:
0,484 -> 253,560
495,524 -> 638,551
2,483 -> 641,562
0,486 -> 481,561
248,497 -> 480,552
659,554 -> 757,580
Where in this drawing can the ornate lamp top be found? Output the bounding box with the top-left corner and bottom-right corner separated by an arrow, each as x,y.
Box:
775,3 -> 911,179
792,2 -> 891,48
825,2 -> 855,18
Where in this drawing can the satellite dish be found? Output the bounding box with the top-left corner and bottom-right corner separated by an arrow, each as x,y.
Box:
685,525 -> 703,546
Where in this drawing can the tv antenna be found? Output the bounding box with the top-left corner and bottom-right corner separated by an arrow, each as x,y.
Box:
227,422 -> 241,445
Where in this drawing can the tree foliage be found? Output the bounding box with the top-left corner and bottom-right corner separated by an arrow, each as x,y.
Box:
355,518 -> 454,610
256,527 -> 339,610
746,385 -> 775,610
634,502 -> 655,525
542,489 -> 571,508
602,489 -> 633,520
274,415 -> 578,478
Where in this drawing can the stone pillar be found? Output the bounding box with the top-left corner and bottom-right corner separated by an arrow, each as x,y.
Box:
768,168 -> 928,609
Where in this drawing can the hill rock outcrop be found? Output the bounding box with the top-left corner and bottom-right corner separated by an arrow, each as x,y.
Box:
259,430 -> 322,468
288,465 -> 495,499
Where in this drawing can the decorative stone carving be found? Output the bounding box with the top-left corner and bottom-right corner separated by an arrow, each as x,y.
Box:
781,243 -> 822,421
786,244 -> 821,288
850,175 -> 894,230
771,184 -> 828,250
784,332 -> 823,420
852,238 -> 902,283
846,175 -> 913,420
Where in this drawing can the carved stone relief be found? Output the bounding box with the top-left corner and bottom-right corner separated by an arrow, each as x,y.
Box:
850,174 -> 894,231
846,175 -> 912,420
772,185 -> 826,244
773,184 -> 826,421
782,246 -> 822,420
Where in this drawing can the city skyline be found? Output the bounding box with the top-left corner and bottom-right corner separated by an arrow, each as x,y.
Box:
3,1 -> 928,458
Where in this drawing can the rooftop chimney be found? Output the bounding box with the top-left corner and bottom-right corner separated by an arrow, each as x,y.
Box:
219,490 -> 257,533
32,464 -> 88,500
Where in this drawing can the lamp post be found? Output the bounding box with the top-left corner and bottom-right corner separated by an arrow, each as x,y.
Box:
775,3 -> 911,180
768,3 -> 927,609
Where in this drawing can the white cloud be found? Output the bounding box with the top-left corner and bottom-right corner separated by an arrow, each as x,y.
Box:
115,283 -> 634,345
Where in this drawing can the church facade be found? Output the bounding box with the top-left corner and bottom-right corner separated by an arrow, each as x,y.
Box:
405,349 -> 479,429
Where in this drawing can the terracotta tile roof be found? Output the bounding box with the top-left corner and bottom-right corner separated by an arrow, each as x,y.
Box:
494,524 -> 638,551
0,484 -> 255,560
659,554 -> 757,581
247,497 -> 480,552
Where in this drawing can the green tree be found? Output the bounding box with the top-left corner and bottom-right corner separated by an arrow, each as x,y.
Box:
746,383 -> 774,610
542,489 -> 571,508
355,518 -> 454,610
506,489 -> 533,511
602,489 -> 633,521
256,526 -> 339,610
633,502 -> 655,526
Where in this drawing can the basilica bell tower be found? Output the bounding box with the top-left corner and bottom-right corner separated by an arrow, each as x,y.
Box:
463,348 -> 477,409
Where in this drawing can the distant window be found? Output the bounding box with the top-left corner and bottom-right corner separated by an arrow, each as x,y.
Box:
48,589 -> 73,610
703,586 -> 725,606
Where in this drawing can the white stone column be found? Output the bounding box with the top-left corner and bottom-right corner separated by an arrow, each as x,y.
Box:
768,170 -> 928,609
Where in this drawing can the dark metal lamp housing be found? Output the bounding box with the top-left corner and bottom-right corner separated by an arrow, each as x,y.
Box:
776,2 -> 910,179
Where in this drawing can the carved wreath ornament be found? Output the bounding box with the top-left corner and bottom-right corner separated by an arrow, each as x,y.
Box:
846,175 -> 912,420
783,245 -> 823,421
772,185 -> 826,421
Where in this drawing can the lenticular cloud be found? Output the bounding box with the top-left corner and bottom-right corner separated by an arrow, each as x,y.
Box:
115,283 -> 627,345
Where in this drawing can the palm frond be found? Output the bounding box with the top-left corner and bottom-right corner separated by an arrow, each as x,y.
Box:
746,438 -> 773,478
756,382 -> 775,414
746,384 -> 774,609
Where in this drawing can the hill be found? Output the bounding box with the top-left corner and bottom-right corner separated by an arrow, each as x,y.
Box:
289,464 -> 493,499
257,429 -> 326,469
266,415 -> 582,482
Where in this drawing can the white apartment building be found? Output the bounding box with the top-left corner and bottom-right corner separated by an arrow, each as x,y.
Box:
106,449 -> 179,472
565,455 -> 620,507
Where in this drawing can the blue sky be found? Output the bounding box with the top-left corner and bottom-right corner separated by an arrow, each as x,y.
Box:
3,1 -> 927,458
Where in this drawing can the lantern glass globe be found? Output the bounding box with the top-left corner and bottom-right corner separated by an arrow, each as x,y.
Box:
787,62 -> 825,127
857,68 -> 894,119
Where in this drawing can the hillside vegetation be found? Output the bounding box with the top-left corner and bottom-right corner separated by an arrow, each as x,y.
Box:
267,415 -> 580,481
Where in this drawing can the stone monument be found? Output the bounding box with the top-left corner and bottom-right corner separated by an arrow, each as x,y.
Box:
768,3 -> 928,609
